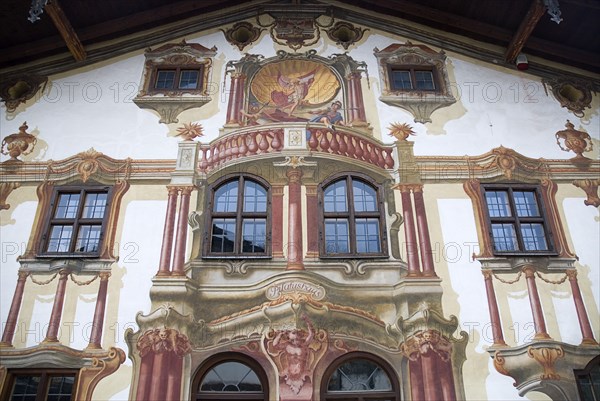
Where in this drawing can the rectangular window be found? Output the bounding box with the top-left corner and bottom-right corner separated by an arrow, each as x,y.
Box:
4,371 -> 76,401
42,187 -> 110,256
483,185 -> 553,255
389,67 -> 436,91
153,67 -> 202,91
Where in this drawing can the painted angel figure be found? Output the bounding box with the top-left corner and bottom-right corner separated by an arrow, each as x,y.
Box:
271,70 -> 316,116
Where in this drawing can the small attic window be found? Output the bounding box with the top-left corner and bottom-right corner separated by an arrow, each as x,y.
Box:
389,67 -> 436,91
152,68 -> 203,91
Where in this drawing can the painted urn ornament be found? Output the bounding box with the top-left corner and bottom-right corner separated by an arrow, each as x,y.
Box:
1,121 -> 37,162
555,120 -> 593,159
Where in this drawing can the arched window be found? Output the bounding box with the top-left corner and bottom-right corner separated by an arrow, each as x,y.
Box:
206,175 -> 270,257
193,355 -> 269,401
321,353 -> 399,400
319,174 -> 387,257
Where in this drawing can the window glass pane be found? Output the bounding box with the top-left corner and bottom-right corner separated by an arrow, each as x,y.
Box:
75,225 -> 102,252
211,219 -> 236,253
10,376 -> 40,401
242,218 -> 266,253
391,70 -> 412,89
243,181 -> 267,212
353,181 -> 377,212
82,193 -> 107,219
47,225 -> 73,252
491,223 -> 518,251
356,218 -> 381,253
324,180 -> 347,212
47,376 -> 74,401
415,70 -> 435,90
215,181 -> 239,212
521,223 -> 548,251
325,219 -> 349,254
55,193 -> 81,219
485,191 -> 512,217
179,70 -> 199,89
513,191 -> 540,217
155,70 -> 175,89
200,361 -> 262,392
327,359 -> 392,392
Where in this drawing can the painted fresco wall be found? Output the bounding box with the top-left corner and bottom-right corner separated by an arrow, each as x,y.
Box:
1,11 -> 598,401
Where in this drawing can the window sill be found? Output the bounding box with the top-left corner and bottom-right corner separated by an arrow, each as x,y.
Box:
319,254 -> 390,260
18,257 -> 116,273
132,95 -> 211,124
476,255 -> 577,272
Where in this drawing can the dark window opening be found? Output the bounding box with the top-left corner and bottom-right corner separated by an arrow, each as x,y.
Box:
390,67 -> 436,91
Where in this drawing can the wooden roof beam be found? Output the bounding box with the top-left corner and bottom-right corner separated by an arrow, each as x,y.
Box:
505,0 -> 545,63
45,0 -> 86,62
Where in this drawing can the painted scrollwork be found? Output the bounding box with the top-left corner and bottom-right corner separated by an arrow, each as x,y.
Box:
325,21 -> 367,49
0,75 -> 47,113
573,179 -> 600,207
543,77 -> 593,117
136,328 -> 192,357
222,22 -> 264,51
527,346 -> 564,380
401,329 -> 453,362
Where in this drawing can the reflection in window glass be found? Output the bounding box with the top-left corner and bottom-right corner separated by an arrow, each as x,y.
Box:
82,193 -> 107,219
211,219 -> 236,253
513,191 -> 540,217
215,181 -> 239,212
325,219 -> 349,254
10,376 -> 40,401
55,194 -> 81,219
521,223 -> 548,251
355,219 -> 381,253
242,219 -> 266,253
244,181 -> 267,212
324,180 -> 347,212
179,70 -> 199,89
48,225 -> 74,253
485,191 -> 511,217
47,376 -> 75,401
155,70 -> 175,89
353,181 -> 377,212
491,223 -> 518,251
327,359 -> 392,392
415,70 -> 435,90
391,70 -> 412,89
75,225 -> 102,252
200,361 -> 262,392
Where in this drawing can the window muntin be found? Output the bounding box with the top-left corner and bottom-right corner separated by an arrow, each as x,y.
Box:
6,372 -> 76,401
390,67 -> 436,91
320,175 -> 386,257
43,187 -> 110,256
207,176 -> 270,257
321,355 -> 398,401
483,185 -> 553,254
576,356 -> 600,401
153,67 -> 202,91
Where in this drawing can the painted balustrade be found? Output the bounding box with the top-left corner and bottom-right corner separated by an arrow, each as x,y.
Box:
198,125 -> 395,172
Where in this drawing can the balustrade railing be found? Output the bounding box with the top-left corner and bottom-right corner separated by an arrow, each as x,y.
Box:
198,124 -> 395,172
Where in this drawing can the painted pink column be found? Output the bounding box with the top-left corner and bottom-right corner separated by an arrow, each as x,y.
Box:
136,354 -> 154,401
523,267 -> 551,340
272,185 -> 284,258
399,186 -> 421,276
421,353 -> 443,401
409,359 -> 425,401
286,169 -> 304,270
347,72 -> 366,123
412,186 -> 437,277
305,185 -> 319,258
172,186 -> 193,275
149,352 -> 168,400
165,353 -> 184,401
440,357 -> 457,401
158,187 -> 179,275
0,271 -> 29,347
86,272 -> 110,349
226,73 -> 245,125
567,270 -> 598,345
44,269 -> 70,343
482,270 -> 507,346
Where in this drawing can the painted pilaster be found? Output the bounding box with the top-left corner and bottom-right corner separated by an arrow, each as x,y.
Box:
412,185 -> 437,277
0,271 -> 29,347
43,269 -> 69,343
305,184 -> 319,258
86,272 -> 111,350
482,270 -> 507,346
172,186 -> 193,275
226,73 -> 245,126
399,186 -> 420,276
286,169 -> 304,270
272,185 -> 285,258
347,72 -> 367,125
158,187 -> 179,275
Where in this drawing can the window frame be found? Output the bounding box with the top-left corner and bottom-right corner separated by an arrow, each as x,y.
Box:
39,185 -> 113,258
318,173 -> 388,258
192,353 -> 269,401
575,355 -> 600,401
149,65 -> 204,93
2,369 -> 78,401
204,174 -> 272,258
482,183 -> 556,256
387,65 -> 439,92
320,352 -> 400,401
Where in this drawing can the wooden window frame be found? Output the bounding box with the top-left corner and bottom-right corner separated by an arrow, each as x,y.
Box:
387,65 -> 440,93
574,355 -> 600,401
192,353 -> 269,401
482,183 -> 557,256
38,185 -> 113,257
320,352 -> 399,401
149,65 -> 204,94
318,173 -> 388,258
1,369 -> 78,401
204,174 -> 272,258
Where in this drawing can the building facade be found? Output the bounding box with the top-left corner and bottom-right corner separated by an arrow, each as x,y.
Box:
1,2 -> 599,400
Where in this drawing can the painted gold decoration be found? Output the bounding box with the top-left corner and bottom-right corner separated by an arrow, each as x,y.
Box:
222,22 -> 263,51
325,21 -> 367,49
0,75 -> 47,112
74,347 -> 126,401
527,346 -> 564,380
0,182 -> 20,210
1,122 -> 37,162
259,16 -> 321,51
176,122 -> 204,141
555,120 -> 593,159
543,77 -> 593,117
137,328 -> 192,357
493,351 -> 511,376
388,122 -> 416,141
573,179 -> 600,207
